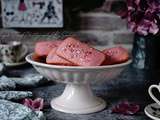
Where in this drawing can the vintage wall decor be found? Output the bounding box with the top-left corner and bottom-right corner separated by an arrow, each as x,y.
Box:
1,0 -> 63,28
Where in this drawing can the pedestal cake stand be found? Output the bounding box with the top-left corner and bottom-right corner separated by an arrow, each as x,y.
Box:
26,53 -> 132,114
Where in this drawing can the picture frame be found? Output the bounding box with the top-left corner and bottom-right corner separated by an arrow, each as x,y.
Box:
1,0 -> 63,28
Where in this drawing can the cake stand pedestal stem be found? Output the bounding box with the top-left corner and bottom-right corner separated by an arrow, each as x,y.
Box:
51,83 -> 106,114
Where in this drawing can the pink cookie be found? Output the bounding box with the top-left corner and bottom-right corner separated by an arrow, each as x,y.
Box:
46,48 -> 74,66
56,37 -> 106,66
102,46 -> 129,65
35,40 -> 62,57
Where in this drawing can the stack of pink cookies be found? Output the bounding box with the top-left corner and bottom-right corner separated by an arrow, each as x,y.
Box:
34,37 -> 129,66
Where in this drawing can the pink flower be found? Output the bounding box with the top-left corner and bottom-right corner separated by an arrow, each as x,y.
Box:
149,21 -> 159,34
128,21 -> 136,32
135,0 -> 140,6
112,101 -> 140,115
147,0 -> 160,13
22,98 -> 44,111
136,25 -> 148,36
136,19 -> 159,36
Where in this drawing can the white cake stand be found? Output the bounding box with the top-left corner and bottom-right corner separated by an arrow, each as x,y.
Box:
26,53 -> 132,114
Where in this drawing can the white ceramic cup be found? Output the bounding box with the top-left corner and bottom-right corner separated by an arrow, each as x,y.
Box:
0,41 -> 28,63
149,84 -> 160,105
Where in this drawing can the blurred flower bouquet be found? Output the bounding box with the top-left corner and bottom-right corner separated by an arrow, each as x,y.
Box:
118,0 -> 160,36
116,0 -> 160,69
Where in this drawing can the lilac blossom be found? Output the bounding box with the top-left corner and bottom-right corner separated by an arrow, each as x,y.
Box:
118,0 -> 160,36
22,98 -> 44,111
112,101 -> 140,115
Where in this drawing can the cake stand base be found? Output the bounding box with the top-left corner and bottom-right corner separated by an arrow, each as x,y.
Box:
51,83 -> 106,114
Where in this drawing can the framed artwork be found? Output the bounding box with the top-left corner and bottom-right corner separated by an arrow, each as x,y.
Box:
1,0 -> 63,28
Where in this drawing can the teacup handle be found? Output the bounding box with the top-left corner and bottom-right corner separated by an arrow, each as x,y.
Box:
149,85 -> 160,105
